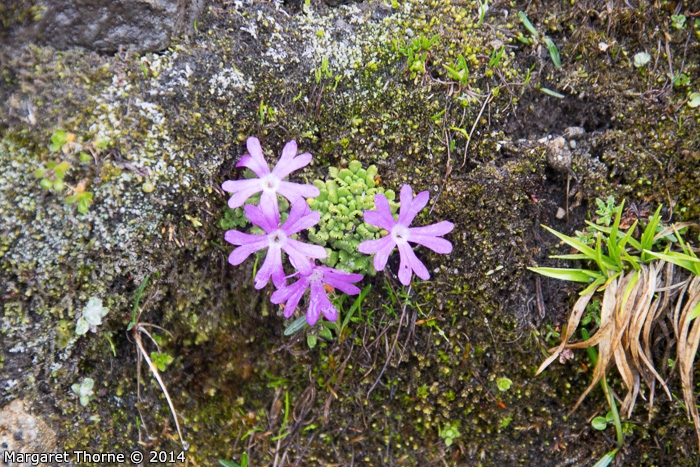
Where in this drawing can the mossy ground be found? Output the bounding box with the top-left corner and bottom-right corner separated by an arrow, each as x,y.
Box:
1,0 -> 700,465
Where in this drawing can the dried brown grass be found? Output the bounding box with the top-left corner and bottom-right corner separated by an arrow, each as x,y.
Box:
537,260 -> 700,447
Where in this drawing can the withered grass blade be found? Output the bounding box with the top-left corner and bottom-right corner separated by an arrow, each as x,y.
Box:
535,287 -> 596,375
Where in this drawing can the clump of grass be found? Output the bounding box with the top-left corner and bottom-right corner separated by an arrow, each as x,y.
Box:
530,199 -> 700,446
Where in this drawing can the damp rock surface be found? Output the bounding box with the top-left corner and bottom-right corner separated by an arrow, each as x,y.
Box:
1,0 -> 203,53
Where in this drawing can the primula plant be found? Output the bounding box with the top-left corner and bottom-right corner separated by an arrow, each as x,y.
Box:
222,137 -> 454,332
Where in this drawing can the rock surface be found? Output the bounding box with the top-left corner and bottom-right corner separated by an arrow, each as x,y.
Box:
0,400 -> 56,465
1,0 -> 204,53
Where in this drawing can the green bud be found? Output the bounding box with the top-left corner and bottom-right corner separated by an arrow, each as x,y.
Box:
348,160 -> 362,173
313,179 -> 325,190
338,187 -> 351,198
326,249 -> 338,267
338,168 -> 353,180
328,166 -> 339,178
356,168 -> 367,180
366,165 -> 378,179
349,183 -> 364,195
40,178 -> 53,189
385,189 -> 396,201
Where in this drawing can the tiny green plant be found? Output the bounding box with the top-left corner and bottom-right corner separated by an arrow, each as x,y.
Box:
496,377 -> 513,392
438,421 -> 461,447
397,34 -> 440,79
71,378 -> 95,406
488,45 -> 505,68
443,54 -> 469,87
49,129 -> 73,152
476,0 -> 488,27
517,12 -> 561,69
314,56 -> 333,83
65,180 -> 94,214
35,160 -> 70,191
671,14 -> 686,30
633,52 -> 651,68
150,352 -> 174,371
75,297 -> 109,335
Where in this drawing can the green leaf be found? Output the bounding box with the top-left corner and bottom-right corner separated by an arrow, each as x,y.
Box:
319,327 -> 333,341
579,275 -> 607,296
591,417 -> 608,430
78,198 -> 90,214
645,250 -> 700,276
528,267 -> 602,283
540,87 -> 565,98
518,11 -> 539,38
688,92 -> 700,108
542,225 -> 598,261
218,460 -> 241,467
640,206 -> 663,257
284,315 -> 308,336
76,318 -> 90,335
40,178 -> 53,190
544,37 -> 561,68
342,284 -> 371,331
549,254 -> 590,260
50,129 -> 68,152
591,449 -> 618,467
307,334 -> 317,349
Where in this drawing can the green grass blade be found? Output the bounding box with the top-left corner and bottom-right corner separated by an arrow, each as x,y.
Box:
616,219 -> 638,251
342,284 -> 371,331
645,250 -> 700,275
544,37 -> 561,68
606,200 -> 624,265
591,449 -> 618,467
518,11 -> 539,38
540,87 -> 565,98
542,225 -> 598,261
528,267 -> 602,283
219,460 -> 241,467
579,275 -> 606,295
550,254 -> 590,260
640,205 -> 663,260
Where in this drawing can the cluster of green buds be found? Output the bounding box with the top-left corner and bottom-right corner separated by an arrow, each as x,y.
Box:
35,160 -> 70,191
307,160 -> 397,274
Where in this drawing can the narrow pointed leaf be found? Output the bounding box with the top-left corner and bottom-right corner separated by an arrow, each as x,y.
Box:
528,267 -> 602,283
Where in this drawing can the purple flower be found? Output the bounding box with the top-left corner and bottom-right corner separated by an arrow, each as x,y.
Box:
222,137 -> 320,219
271,262 -> 363,326
225,202 -> 327,289
358,184 -> 454,286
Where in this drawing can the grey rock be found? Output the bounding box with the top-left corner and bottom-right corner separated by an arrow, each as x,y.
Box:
1,0 -> 204,54
0,400 -> 57,466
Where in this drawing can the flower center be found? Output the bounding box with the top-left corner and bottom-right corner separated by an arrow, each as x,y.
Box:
260,174 -> 280,193
268,229 -> 287,247
391,224 -> 409,244
308,268 -> 324,283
